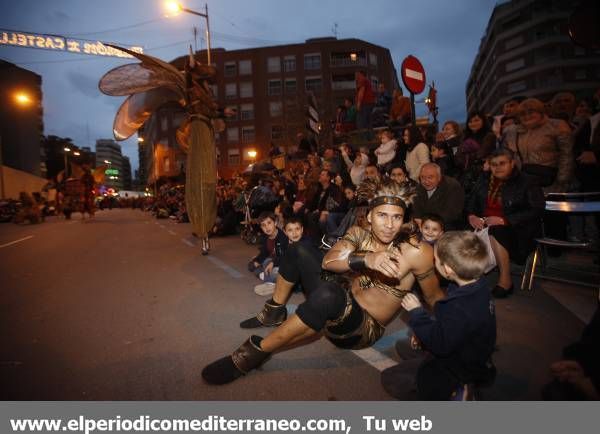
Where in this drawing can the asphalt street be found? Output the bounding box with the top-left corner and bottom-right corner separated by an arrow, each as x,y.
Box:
0,209 -> 595,400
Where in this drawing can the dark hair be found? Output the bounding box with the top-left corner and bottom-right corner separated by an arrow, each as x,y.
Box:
257,211 -> 276,223
464,111 -> 492,140
343,183 -> 356,191
489,147 -> 515,160
421,213 -> 445,231
284,216 -> 304,228
432,141 -> 450,154
403,126 -> 423,151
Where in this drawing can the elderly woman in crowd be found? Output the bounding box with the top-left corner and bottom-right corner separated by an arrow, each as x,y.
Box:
503,98 -> 574,192
466,148 -> 545,298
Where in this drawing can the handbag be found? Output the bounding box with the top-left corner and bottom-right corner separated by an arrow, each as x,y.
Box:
474,227 -> 497,274
515,133 -> 557,187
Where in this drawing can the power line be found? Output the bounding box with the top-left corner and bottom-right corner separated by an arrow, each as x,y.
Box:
63,17 -> 167,37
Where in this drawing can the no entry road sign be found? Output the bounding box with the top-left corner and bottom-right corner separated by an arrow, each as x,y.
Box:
401,55 -> 426,95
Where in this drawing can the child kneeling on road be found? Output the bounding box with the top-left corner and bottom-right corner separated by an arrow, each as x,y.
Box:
400,231 -> 497,400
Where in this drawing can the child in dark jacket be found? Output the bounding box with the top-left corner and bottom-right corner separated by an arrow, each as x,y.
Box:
401,231 -> 497,400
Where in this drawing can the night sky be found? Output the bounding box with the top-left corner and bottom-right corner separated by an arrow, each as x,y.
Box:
0,0 -> 498,172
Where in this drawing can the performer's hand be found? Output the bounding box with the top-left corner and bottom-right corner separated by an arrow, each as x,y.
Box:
468,214 -> 485,230
365,251 -> 402,278
401,293 -> 422,311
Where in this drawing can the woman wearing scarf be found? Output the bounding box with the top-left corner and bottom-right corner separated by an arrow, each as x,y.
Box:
466,148 -> 545,298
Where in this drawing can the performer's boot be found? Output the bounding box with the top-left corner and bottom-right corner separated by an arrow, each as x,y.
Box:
240,298 -> 287,329
202,335 -> 270,385
201,237 -> 210,255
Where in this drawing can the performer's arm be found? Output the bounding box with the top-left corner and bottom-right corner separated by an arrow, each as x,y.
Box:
323,239 -> 403,277
322,239 -> 356,273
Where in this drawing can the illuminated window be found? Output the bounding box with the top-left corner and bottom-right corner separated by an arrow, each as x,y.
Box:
227,148 -> 240,166
227,127 -> 239,142
241,126 -> 255,143
269,101 -> 282,117
285,79 -> 296,94
225,83 -> 237,99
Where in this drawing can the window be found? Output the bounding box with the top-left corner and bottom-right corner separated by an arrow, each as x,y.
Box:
283,55 -> 296,72
305,76 -> 322,92
209,84 -> 218,98
535,46 -> 559,62
271,125 -> 283,140
505,58 -> 525,72
506,80 -> 527,94
240,103 -> 254,120
241,126 -> 255,143
224,61 -> 237,77
239,59 -> 252,75
574,46 -> 586,56
227,127 -> 239,142
268,79 -> 282,96
285,78 -> 297,94
228,148 -> 240,166
370,76 -> 379,90
504,35 -> 524,50
304,53 -> 321,70
369,53 -> 377,66
269,101 -> 283,117
240,82 -> 253,98
225,83 -> 237,99
267,56 -> 281,73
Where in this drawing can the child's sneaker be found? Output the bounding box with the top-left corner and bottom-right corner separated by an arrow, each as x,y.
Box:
254,282 -> 275,296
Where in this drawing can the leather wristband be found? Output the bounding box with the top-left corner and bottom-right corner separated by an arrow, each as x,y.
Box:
348,252 -> 367,271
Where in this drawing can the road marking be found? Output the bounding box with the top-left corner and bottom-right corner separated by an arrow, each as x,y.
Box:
182,238 -> 196,247
0,236 -> 33,249
287,303 -> 405,371
167,230 -> 177,236
206,255 -> 244,279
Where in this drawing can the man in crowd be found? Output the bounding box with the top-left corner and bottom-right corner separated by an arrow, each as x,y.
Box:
355,70 -> 376,130
412,163 -> 465,230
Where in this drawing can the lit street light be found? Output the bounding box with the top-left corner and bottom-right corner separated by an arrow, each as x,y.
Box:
247,150 -> 257,159
164,1 -> 212,64
14,92 -> 32,106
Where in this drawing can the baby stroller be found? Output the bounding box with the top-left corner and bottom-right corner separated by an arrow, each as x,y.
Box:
240,185 -> 279,245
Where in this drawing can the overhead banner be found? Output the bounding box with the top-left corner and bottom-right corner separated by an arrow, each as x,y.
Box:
0,29 -> 143,58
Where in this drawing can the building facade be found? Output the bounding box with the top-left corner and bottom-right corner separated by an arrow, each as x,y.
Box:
466,0 -> 600,116
0,60 -> 44,177
95,139 -> 126,190
139,37 -> 399,180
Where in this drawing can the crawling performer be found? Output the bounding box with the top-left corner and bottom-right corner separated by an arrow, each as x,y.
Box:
202,179 -> 444,385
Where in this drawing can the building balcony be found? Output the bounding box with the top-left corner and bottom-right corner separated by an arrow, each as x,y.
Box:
330,57 -> 367,68
331,81 -> 356,90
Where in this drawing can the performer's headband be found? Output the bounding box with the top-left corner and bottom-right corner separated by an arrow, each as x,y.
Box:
369,196 -> 407,210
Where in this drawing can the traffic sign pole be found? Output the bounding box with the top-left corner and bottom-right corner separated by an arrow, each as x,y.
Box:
401,55 -> 426,126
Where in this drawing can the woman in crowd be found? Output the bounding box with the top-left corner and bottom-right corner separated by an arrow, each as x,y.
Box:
504,98 -> 574,192
374,129 -> 398,172
403,126 -> 430,181
440,120 -> 462,156
455,111 -> 496,195
466,148 -> 545,298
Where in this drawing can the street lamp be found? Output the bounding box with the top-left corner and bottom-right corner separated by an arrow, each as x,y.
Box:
14,92 -> 33,106
164,1 -> 212,64
63,147 -> 72,179
247,150 -> 257,159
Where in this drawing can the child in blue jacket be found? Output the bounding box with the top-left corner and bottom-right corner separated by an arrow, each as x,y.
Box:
401,231 -> 497,400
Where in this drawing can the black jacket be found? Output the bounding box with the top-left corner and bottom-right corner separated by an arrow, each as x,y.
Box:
412,176 -> 465,230
255,229 -> 289,266
409,277 -> 497,383
465,169 -> 545,260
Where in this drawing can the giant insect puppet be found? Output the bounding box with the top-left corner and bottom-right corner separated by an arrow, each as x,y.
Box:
99,46 -> 223,254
